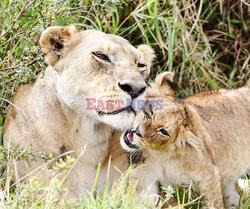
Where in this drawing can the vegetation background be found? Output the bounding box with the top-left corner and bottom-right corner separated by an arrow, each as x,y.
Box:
0,0 -> 249,208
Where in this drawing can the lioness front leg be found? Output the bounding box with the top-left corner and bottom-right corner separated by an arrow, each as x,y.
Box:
222,180 -> 240,209
194,166 -> 224,209
129,165 -> 159,206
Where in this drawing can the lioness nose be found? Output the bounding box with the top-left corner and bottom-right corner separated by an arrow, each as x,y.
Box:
118,82 -> 146,98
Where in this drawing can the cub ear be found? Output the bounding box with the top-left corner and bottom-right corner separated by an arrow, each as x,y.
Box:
137,45 -> 155,77
155,72 -> 175,96
179,128 -> 204,151
39,26 -> 79,66
142,100 -> 154,118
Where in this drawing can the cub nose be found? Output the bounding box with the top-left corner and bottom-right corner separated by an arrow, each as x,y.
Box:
118,82 -> 146,98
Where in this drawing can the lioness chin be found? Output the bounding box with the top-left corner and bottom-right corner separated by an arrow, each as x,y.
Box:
3,26 -> 155,198
121,72 -> 250,209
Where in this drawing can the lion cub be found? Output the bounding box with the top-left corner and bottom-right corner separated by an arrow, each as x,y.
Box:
120,72 -> 250,209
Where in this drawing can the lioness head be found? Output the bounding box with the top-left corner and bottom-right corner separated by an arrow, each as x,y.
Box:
121,72 -> 203,152
39,26 -> 154,130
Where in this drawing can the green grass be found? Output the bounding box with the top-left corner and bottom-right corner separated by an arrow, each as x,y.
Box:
0,148 -> 249,208
0,0 -> 249,208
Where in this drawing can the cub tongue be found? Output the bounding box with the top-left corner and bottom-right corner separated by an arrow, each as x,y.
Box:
127,131 -> 134,142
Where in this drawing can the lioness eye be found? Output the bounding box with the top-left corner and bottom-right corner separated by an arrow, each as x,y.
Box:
92,52 -> 111,62
159,128 -> 170,136
138,63 -> 146,68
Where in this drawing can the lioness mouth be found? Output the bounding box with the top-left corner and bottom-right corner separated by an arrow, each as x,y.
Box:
124,130 -> 140,149
97,106 -> 135,116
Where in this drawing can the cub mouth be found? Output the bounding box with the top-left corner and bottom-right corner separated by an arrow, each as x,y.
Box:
97,106 -> 135,116
123,130 -> 140,150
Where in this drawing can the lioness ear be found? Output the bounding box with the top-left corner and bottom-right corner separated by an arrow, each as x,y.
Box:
179,129 -> 204,151
39,26 -> 79,66
155,72 -> 175,96
137,45 -> 155,76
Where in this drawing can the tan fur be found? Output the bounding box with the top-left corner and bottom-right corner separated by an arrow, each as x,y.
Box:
3,26 -> 155,198
121,72 -> 250,208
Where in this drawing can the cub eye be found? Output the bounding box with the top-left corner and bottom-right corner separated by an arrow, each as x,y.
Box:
135,127 -> 143,137
92,52 -> 111,62
159,128 -> 170,136
138,63 -> 146,68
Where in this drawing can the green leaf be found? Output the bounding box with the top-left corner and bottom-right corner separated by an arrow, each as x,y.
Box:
54,15 -> 64,26
0,126 -> 2,145
15,41 -> 35,57
4,17 -> 11,27
229,67 -> 238,80
230,19 -> 241,24
207,78 -> 219,90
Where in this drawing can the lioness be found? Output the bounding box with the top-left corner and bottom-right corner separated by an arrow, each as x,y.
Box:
3,26 -> 154,198
120,72 -> 250,209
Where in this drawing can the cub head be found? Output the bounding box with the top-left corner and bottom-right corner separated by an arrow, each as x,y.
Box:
120,72 -> 203,152
39,26 -> 154,130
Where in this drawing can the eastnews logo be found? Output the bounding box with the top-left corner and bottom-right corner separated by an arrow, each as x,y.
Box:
86,98 -> 163,111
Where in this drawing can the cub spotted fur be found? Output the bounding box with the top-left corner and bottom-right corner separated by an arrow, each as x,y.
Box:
121,72 -> 250,208
3,26 -> 154,198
